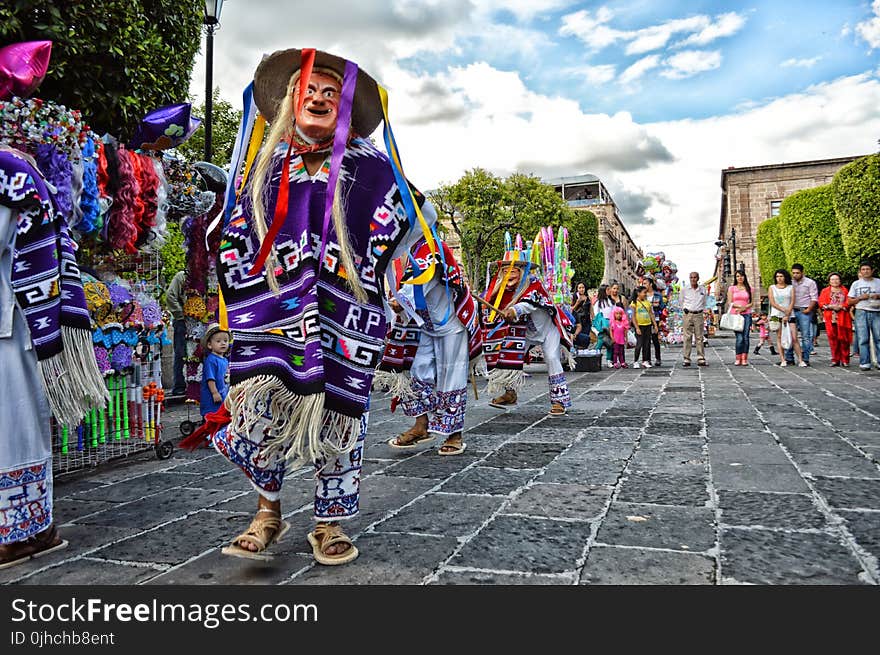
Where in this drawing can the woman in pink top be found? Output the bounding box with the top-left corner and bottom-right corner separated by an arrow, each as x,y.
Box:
609,307 -> 630,368
726,270 -> 753,366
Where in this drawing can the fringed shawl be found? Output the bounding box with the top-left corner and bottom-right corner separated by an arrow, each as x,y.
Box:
1,149 -> 109,424
218,138 -> 418,470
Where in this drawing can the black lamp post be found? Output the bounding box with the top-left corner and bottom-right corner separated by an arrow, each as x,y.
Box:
203,0 -> 225,163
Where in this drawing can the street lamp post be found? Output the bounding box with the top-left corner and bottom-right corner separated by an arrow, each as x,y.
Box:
203,0 -> 225,163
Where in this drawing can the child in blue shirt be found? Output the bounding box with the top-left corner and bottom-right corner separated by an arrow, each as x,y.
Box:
200,323 -> 230,418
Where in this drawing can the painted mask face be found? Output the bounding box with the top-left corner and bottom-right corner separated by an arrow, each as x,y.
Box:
505,266 -> 522,290
292,70 -> 341,141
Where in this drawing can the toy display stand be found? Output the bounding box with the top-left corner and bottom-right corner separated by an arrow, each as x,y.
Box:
51,250 -> 175,475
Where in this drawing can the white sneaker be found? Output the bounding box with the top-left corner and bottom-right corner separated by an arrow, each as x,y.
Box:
798,361 -> 808,367
643,361 -> 652,368
780,361 -> 787,367
633,362 -> 641,369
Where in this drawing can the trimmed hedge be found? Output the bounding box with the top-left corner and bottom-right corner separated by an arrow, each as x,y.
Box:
756,215 -> 786,290
831,154 -> 880,261
778,185 -> 857,283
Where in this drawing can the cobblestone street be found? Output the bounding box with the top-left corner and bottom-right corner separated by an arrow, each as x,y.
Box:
4,338 -> 879,585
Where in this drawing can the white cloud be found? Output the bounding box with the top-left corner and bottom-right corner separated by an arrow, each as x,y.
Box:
855,0 -> 880,49
781,56 -> 822,68
564,64 -> 617,84
560,7 -> 746,55
619,55 -> 662,85
675,12 -> 747,48
625,16 -> 709,55
476,0 -> 576,22
558,7 -> 622,51
841,23 -> 851,37
661,50 -> 722,79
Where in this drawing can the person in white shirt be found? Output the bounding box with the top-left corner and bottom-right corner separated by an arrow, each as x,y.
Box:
679,271 -> 708,366
848,260 -> 880,370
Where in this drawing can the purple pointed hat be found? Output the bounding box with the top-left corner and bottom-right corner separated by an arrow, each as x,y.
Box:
129,102 -> 202,151
0,41 -> 52,101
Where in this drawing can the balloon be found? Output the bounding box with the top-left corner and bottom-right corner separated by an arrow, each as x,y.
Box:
0,41 -> 52,100
129,102 -> 202,151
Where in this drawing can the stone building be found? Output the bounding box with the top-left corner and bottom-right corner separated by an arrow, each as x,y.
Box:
545,174 -> 643,294
715,156 -> 864,307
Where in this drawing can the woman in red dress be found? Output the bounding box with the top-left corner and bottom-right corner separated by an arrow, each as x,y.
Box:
819,272 -> 852,366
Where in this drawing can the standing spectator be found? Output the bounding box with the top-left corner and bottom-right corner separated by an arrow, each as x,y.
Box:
571,282 -> 592,349
847,260 -> 880,371
200,324 -> 230,418
819,272 -> 852,367
609,307 -> 629,368
727,270 -> 753,366
631,285 -> 657,369
768,269 -> 805,367
680,271 -> 708,367
787,264 -> 818,366
646,279 -> 663,367
594,284 -> 614,366
165,269 -> 187,395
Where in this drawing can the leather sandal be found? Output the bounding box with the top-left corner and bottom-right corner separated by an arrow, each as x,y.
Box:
307,522 -> 359,566
0,523 -> 68,570
438,437 -> 467,456
387,426 -> 434,449
221,508 -> 290,561
548,403 -> 566,416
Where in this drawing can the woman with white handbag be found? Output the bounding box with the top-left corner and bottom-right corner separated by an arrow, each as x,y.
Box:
726,270 -> 754,365
768,269 -> 806,367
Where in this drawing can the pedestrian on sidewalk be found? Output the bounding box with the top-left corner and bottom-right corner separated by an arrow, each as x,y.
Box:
847,260 -> 880,371
753,312 -> 776,356
199,324 -> 229,419
679,271 -> 707,367
787,264 -> 818,366
768,269 -> 805,367
647,279 -> 663,367
609,307 -> 629,368
631,286 -> 657,369
571,282 -> 593,349
818,272 -> 852,367
727,270 -> 753,366
165,269 -> 187,395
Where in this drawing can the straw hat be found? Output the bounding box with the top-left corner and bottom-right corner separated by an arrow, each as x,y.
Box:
201,323 -> 230,350
253,48 -> 383,137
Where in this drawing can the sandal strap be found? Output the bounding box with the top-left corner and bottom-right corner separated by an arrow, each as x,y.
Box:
312,523 -> 353,554
232,515 -> 282,550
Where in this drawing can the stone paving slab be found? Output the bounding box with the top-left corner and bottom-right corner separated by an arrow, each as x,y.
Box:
597,502 -> 715,551
720,528 -> 866,585
440,466 -> 535,496
448,515 -> 593,574
373,493 -> 504,536
617,472 -> 710,507
431,570 -> 572,585
712,463 -> 810,493
717,491 -> 828,529
812,477 -> 880,510
580,546 -> 715,585
503,483 -> 611,520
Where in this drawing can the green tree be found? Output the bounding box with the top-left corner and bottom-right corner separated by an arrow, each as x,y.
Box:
159,220 -> 185,292
431,169 -> 605,291
831,154 -> 880,261
176,88 -> 242,165
433,168 -> 511,285
0,1 -> 203,138
756,215 -> 786,290
778,185 -> 858,284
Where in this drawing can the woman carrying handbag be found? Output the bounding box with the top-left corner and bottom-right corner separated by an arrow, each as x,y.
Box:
768,269 -> 805,367
726,270 -> 753,365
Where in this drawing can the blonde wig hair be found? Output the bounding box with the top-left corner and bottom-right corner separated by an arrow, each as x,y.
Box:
248,67 -> 367,303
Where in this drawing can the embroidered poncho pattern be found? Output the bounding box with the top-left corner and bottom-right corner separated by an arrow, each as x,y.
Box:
1,149 -> 108,425
481,274 -> 572,393
218,138 -> 416,469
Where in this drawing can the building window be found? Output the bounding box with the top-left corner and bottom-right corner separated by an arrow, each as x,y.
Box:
770,200 -> 781,217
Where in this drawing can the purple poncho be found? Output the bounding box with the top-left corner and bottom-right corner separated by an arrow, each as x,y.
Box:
218,137 -> 427,468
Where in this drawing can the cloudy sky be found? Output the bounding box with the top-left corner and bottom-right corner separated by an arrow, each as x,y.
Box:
189,0 -> 880,280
